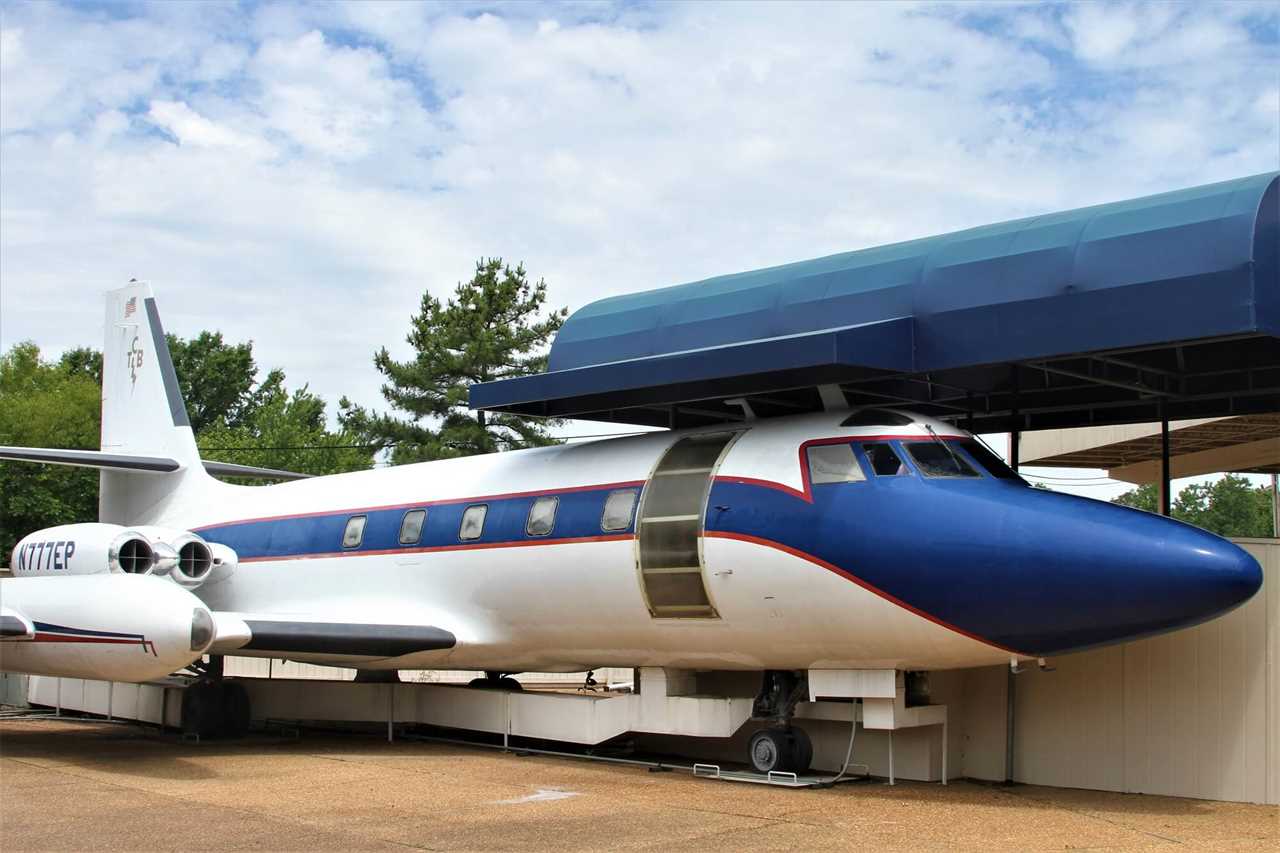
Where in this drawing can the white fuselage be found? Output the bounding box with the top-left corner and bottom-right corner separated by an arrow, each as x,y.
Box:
152,412 -> 1015,673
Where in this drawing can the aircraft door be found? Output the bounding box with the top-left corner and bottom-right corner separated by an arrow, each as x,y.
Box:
635,431 -> 740,618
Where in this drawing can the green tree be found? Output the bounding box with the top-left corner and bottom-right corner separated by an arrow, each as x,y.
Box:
57,347 -> 102,384
0,343 -> 101,559
1,335 -> 371,558
198,382 -> 372,478
1111,475 -> 1274,538
166,331 -> 263,432
1112,483 -> 1158,513
1171,475 -> 1274,538
340,258 -> 568,463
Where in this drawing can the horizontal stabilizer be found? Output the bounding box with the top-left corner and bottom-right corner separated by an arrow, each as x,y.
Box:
0,446 -> 179,472
214,618 -> 456,658
201,460 -> 313,481
0,446 -> 310,481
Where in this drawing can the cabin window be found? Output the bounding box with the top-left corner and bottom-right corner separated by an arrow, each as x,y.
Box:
904,441 -> 981,478
806,443 -> 866,484
459,505 -> 487,541
601,489 -> 638,532
342,515 -> 367,549
399,509 -> 427,545
862,442 -> 906,476
957,439 -> 1026,483
526,496 -> 559,536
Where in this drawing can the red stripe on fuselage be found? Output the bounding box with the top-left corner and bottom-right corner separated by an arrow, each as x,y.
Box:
32,633 -> 137,644
704,530 -> 1023,656
32,633 -> 157,655
193,480 -> 648,531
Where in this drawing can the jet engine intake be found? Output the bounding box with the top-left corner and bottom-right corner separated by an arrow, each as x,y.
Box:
133,527 -> 220,589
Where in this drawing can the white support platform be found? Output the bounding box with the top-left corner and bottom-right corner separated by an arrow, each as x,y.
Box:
25,666 -> 947,786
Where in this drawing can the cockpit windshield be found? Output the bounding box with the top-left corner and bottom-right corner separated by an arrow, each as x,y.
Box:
904,441 -> 981,478
862,442 -> 907,476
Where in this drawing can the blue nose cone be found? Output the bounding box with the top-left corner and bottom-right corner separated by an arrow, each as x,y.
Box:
999,494 -> 1264,655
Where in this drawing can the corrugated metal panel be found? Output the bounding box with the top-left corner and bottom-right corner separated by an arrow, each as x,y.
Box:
1013,539 -> 1277,804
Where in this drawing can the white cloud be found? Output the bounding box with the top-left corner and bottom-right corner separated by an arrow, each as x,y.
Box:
146,100 -> 274,158
1,0 -> 1277,443
1064,2 -> 1144,63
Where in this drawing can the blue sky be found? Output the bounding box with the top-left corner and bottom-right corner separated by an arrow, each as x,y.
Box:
1,0 -> 1277,494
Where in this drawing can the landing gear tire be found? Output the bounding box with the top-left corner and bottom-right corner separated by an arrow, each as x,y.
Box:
182,679 -> 252,739
467,676 -> 523,691
181,680 -> 223,739
218,680 -> 251,738
786,726 -> 813,774
748,726 -> 813,775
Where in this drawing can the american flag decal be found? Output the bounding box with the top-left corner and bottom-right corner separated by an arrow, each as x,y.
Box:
124,296 -> 136,318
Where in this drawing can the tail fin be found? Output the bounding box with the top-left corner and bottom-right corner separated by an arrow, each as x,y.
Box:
1,283 -> 311,523
99,282 -> 208,522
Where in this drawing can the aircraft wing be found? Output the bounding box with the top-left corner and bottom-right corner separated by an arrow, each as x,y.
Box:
210,613 -> 456,658
0,446 -> 311,481
0,577 -> 457,682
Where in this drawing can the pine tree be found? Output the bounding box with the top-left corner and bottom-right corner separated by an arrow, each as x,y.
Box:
340,258 -> 568,462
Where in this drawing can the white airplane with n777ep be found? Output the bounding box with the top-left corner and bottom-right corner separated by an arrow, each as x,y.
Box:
0,282 -> 1263,773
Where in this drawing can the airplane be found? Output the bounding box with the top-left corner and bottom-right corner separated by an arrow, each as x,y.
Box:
0,282 -> 1264,773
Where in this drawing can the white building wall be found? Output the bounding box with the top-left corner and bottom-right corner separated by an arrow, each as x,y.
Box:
222,656 -> 632,687
1010,538 -> 1277,804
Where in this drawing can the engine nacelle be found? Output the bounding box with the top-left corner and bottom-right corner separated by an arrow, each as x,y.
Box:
10,524 -> 231,590
11,523 -> 158,577
204,542 -> 238,586
0,575 -> 214,682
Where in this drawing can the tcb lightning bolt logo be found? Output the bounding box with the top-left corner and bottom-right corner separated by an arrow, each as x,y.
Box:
127,335 -> 144,388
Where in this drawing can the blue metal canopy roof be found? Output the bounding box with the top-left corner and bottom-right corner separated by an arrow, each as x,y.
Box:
473,172 -> 1279,431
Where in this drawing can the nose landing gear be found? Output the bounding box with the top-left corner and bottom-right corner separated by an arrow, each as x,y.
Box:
748,725 -> 814,774
181,655 -> 251,739
748,670 -> 814,774
467,671 -> 524,690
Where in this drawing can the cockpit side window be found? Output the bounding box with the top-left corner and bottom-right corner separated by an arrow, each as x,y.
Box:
861,442 -> 906,476
957,439 -> 1026,483
904,441 -> 981,478
806,443 -> 866,484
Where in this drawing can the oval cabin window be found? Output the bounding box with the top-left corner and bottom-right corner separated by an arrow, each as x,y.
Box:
526,496 -> 558,536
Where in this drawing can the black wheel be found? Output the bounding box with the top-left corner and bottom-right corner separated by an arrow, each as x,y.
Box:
218,681 -> 251,738
748,728 -> 788,773
785,726 -> 813,774
495,676 -> 523,691
181,680 -> 222,739
467,677 -> 492,688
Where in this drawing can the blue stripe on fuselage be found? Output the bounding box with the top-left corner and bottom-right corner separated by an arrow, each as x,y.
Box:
196,485 -> 640,559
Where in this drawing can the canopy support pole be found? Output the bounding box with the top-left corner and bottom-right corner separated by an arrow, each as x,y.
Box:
1005,368 -> 1019,785
1159,401 -> 1171,517
1272,473 -> 1278,538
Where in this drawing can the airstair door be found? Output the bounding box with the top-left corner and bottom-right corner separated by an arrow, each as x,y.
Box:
636,431 -> 740,618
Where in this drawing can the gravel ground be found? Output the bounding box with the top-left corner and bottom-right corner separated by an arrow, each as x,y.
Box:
1,718 -> 1276,852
